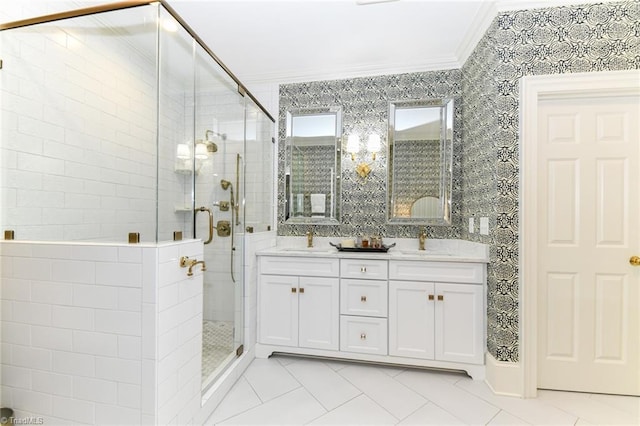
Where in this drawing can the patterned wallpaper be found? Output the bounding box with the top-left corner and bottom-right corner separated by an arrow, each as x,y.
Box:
277,0 -> 638,363
278,70 -> 463,238
462,0 -> 639,362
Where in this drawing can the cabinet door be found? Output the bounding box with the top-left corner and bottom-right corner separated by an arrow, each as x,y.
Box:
435,282 -> 484,364
389,280 -> 435,359
298,276 -> 339,351
258,275 -> 299,347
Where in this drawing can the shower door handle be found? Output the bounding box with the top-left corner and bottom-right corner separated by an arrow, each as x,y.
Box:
196,207 -> 214,244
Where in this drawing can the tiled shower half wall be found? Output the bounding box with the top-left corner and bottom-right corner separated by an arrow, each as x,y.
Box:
277,70 -> 463,239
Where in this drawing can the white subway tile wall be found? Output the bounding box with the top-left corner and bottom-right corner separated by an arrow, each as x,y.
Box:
0,240 -> 204,424
0,4 -> 193,243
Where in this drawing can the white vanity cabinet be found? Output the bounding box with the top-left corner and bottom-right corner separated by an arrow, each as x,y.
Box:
258,257 -> 340,351
389,260 -> 485,365
256,250 -> 487,379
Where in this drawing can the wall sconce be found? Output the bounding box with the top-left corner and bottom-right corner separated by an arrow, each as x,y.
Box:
367,134 -> 381,160
346,134 -> 360,161
346,133 -> 380,178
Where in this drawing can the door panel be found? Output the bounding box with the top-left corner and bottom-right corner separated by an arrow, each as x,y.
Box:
547,159 -> 579,245
537,95 -> 639,395
543,273 -> 578,359
594,274 -> 627,362
596,159 -> 627,246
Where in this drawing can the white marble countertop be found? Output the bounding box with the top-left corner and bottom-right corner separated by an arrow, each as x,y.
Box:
256,237 -> 489,263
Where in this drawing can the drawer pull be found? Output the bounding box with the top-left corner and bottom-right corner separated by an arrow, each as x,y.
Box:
360,266 -> 367,273
360,295 -> 367,302
291,288 -> 297,293
437,295 -> 444,301
299,288 -> 305,294
360,333 -> 367,340
428,294 -> 434,301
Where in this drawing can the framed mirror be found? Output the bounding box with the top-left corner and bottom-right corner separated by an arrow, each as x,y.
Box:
284,107 -> 342,225
387,98 -> 453,226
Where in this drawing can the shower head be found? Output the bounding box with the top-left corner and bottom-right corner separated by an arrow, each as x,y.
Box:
203,130 -> 218,153
221,179 -> 232,190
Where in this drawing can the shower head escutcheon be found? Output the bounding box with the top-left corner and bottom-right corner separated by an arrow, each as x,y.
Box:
220,179 -> 232,190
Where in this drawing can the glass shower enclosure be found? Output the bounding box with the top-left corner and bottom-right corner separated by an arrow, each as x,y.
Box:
0,0 -> 274,396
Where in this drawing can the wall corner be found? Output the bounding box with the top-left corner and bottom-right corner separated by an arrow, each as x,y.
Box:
484,352 -> 524,397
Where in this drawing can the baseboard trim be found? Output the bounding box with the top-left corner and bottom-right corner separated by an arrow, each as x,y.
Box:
485,352 -> 523,397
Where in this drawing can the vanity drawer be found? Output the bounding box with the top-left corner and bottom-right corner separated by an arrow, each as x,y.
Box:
340,259 -> 388,280
340,316 -> 388,355
260,256 -> 339,277
389,260 -> 484,284
340,279 -> 388,317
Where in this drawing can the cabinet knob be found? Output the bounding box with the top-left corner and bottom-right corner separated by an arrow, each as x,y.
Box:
360,266 -> 367,273
437,295 -> 444,301
299,288 -> 305,294
360,295 -> 367,302
291,288 -> 297,293
360,333 -> 367,340
428,294 -> 434,301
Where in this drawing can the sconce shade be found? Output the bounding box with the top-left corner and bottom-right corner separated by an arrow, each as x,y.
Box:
346,134 -> 360,155
176,143 -> 190,160
367,134 -> 381,154
195,143 -> 208,160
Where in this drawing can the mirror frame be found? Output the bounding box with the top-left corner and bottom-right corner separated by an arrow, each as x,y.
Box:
386,98 -> 454,226
283,106 -> 342,225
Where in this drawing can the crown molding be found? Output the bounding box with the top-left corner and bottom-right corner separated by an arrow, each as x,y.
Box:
241,56 -> 462,85
494,0 -> 620,12
455,1 -> 498,68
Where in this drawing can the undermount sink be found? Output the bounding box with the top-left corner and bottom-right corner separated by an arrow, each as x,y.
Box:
394,250 -> 452,257
278,247 -> 335,253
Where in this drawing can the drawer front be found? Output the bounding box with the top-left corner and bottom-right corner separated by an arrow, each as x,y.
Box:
260,256 -> 339,277
340,279 -> 388,317
389,260 -> 484,284
341,259 -> 388,280
340,316 -> 388,355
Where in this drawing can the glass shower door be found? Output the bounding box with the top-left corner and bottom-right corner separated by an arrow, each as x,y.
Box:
194,43 -> 245,392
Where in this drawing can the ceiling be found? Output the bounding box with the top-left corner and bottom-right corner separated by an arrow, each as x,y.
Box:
167,0 -> 616,86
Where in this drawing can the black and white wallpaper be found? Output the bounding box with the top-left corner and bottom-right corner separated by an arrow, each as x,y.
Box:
277,0 -> 638,363
462,0 -> 639,362
278,70 -> 463,238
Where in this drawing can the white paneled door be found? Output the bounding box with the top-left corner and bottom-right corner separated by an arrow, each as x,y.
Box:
536,94 -> 639,396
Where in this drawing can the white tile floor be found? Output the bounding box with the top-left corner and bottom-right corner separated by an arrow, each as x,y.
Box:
205,355 -> 640,426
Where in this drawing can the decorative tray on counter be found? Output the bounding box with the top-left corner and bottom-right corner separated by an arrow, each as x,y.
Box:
329,242 -> 396,253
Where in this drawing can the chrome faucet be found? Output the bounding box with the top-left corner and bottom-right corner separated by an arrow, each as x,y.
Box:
306,229 -> 314,248
180,256 -> 207,276
418,227 -> 427,251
